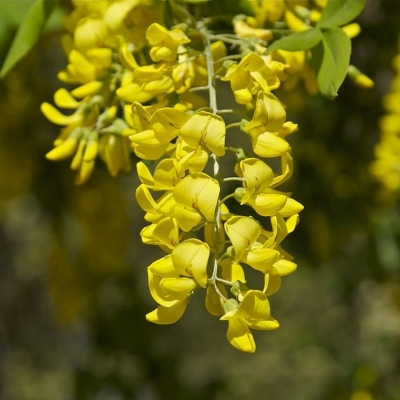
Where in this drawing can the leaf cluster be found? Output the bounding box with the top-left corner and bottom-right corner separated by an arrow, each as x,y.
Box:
267,0 -> 367,99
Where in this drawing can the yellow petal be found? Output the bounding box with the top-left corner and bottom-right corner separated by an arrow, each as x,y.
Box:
148,267 -> 180,307
171,239 -> 210,287
224,216 -> 261,262
205,284 -> 226,316
342,23 -> 361,39
137,161 -> 154,187
173,203 -> 202,232
41,103 -> 82,126
273,259 -> 297,276
46,137 -> 79,161
245,316 -> 279,330
54,88 -> 81,109
241,247 -> 280,271
152,217 -> 180,250
180,112 -> 226,156
278,197 -> 304,217
246,192 -> 287,216
239,158 -> 274,203
71,81 -> 103,98
75,159 -> 95,185
146,300 -> 187,325
151,108 -> 190,141
226,319 -> 256,353
135,184 -> 157,213
119,42 -> 139,71
159,277 -> 197,299
244,91 -> 286,135
83,140 -> 98,162
220,258 -> 246,283
221,290 -> 270,321
263,266 -> 281,295
173,173 -> 220,222
251,132 -> 290,158
86,48 -> 113,68
149,255 -> 178,278
116,83 -> 154,103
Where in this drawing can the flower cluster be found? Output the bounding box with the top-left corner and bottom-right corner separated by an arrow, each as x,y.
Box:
131,20 -> 303,352
41,0 -> 368,352
370,48 -> 400,193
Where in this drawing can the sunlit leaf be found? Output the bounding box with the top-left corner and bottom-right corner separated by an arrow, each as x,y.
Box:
267,28 -> 322,53
313,27 -> 351,99
317,0 -> 367,28
0,0 -> 58,78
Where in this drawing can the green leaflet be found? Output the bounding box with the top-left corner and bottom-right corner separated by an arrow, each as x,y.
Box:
0,0 -> 37,26
313,27 -> 351,100
266,29 -> 323,53
317,0 -> 367,28
266,0 -> 366,99
0,0 -> 58,78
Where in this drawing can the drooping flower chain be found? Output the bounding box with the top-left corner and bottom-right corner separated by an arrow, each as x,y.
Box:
40,0 -> 369,352
129,19 -> 304,353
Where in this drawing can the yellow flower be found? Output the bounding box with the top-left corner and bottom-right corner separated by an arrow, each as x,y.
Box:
247,0 -> 285,25
171,239 -> 210,287
137,158 -> 181,191
147,23 -> 190,62
233,19 -> 273,42
224,216 -> 261,262
244,92 -> 290,157
173,173 -> 220,223
129,104 -> 189,160
146,299 -> 188,324
179,112 -> 226,157
236,158 -> 274,204
222,53 -> 282,105
221,290 -> 275,353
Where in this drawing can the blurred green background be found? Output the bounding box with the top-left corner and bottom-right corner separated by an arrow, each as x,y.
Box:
1,1 -> 400,399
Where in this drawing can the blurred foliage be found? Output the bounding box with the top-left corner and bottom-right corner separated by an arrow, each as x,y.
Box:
1,0 -> 400,399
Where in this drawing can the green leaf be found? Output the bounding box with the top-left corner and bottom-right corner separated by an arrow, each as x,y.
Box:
317,0 -> 367,28
0,0 -> 57,78
0,0 -> 36,26
313,27 -> 351,99
267,28 -> 322,53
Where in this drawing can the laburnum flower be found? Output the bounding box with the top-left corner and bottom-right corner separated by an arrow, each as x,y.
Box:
221,290 -> 278,353
224,216 -> 281,272
243,91 -> 291,157
146,239 -> 210,324
147,23 -> 190,62
173,173 -> 220,231
233,17 -> 273,42
221,53 -> 283,105
129,103 -> 190,160
179,112 -> 226,157
247,0 -> 285,26
57,49 -> 111,98
271,49 -> 319,94
137,158 -> 182,191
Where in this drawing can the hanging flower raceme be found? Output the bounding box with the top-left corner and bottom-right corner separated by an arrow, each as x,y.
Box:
371,48 -> 400,193
130,19 -> 304,353
40,0 -> 369,352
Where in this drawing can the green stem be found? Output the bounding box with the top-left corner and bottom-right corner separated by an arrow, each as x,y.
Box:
220,193 -> 235,204
226,122 -> 242,130
215,276 -> 234,286
217,109 -> 247,117
222,177 -> 245,183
